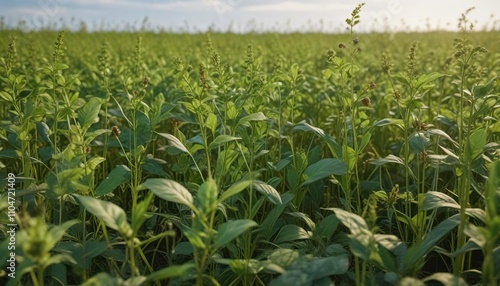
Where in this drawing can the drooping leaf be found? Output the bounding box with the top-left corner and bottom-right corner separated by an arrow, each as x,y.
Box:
237,112 -> 267,127
253,180 -> 282,205
140,178 -> 195,211
274,224 -> 311,244
293,122 -> 342,158
209,135 -> 241,149
370,154 -> 405,166
73,194 -> 132,236
157,132 -> 189,153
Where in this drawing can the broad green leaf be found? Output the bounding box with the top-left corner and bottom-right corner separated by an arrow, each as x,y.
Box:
422,273 -> 467,286
81,273 -> 124,286
467,128 -> 487,161
197,178 -> 218,214
132,192 -> 154,233
218,180 -> 251,203
46,168 -> 85,199
313,214 -> 340,239
205,113 -> 217,134
46,220 -> 79,251
326,208 -> 369,235
56,240 -> 108,269
43,253 -> 77,268
301,158 -> 347,186
85,156 -> 106,171
487,160 -> 500,219
293,122 -> 342,158
147,263 -> 196,282
399,277 -> 425,286
78,97 -> 102,129
157,132 -> 189,153
268,249 -> 299,269
415,72 -> 446,90
409,132 -> 430,153
270,255 -> 349,286
261,193 -> 294,240
373,118 -> 404,128
95,165 -> 131,196
427,129 -> 458,147
213,219 -> 258,250
274,224 -> 311,244
141,178 -> 195,211
400,214 -> 460,274
237,112 -> 267,127
74,194 -> 132,236
370,154 -> 404,166
253,180 -> 282,205
209,135 -> 241,149
422,191 -> 460,210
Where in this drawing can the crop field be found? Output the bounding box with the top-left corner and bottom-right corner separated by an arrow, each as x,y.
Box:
0,4 -> 499,286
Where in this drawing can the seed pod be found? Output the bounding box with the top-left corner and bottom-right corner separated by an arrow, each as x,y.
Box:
111,126 -> 121,137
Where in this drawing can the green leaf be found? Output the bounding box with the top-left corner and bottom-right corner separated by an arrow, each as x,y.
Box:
270,255 -> 349,286
209,135 -> 241,149
370,154 -> 404,166
327,208 -> 369,234
409,132 -> 430,153
400,214 -> 460,274
274,224 -> 311,244
422,191 -> 460,210
261,193 -> 294,240
197,178 -> 218,214
415,72 -> 446,90
213,220 -> 258,250
46,220 -> 79,251
157,132 -> 189,153
237,112 -> 267,127
141,178 -> 195,211
373,118 -> 404,128
147,263 -> 196,282
95,165 -> 131,196
301,158 -> 347,186
422,273 -> 467,286
78,98 -> 102,129
74,194 -> 132,236
205,113 -> 217,134
132,192 -> 154,233
218,180 -> 251,203
85,156 -> 106,171
253,180 -> 282,205
313,214 -> 340,240
81,273 -> 124,286
293,122 -> 342,158
466,128 -> 487,161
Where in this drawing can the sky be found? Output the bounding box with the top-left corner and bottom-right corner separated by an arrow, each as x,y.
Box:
0,0 -> 498,33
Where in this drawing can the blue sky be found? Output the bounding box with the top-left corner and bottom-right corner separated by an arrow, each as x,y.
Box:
0,0 -> 498,32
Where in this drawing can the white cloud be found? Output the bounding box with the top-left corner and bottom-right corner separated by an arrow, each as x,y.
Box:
243,1 -> 352,12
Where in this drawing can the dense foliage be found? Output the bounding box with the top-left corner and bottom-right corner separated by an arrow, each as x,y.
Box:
1,6 -> 499,286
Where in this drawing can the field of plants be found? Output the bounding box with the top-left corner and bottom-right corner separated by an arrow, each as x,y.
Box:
0,5 -> 499,286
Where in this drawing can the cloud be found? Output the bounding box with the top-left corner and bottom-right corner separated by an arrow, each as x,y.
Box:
243,1 -> 352,12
